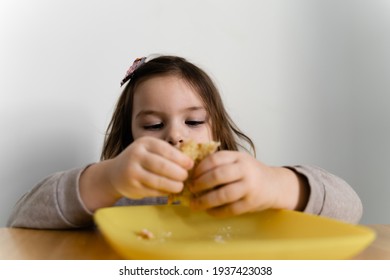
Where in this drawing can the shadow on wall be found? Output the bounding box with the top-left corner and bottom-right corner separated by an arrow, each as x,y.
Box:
292,1 -> 390,224
273,1 -> 390,224
1,111 -> 101,227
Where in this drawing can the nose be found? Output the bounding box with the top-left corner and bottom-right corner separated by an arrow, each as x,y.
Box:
165,124 -> 185,147
168,138 -> 184,148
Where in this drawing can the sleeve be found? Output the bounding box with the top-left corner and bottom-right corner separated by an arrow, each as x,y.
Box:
7,166 -> 94,229
286,165 -> 363,224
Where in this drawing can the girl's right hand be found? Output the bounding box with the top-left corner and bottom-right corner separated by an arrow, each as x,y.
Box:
107,136 -> 194,199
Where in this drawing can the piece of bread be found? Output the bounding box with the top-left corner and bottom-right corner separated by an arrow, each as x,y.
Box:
168,140 -> 220,206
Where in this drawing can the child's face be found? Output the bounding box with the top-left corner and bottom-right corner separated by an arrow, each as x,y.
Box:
131,75 -> 213,147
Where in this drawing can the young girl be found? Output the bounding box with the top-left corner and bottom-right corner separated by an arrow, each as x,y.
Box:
7,55 -> 362,229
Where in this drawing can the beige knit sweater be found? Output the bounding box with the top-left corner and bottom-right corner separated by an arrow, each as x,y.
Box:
7,165 -> 363,229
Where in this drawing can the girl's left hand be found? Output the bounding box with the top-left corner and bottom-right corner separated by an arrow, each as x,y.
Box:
189,151 -> 306,217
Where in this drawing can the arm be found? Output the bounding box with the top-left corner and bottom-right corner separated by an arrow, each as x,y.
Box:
8,137 -> 193,229
7,166 -> 94,229
285,165 -> 363,223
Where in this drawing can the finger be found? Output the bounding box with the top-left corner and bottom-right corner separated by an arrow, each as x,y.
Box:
191,161 -> 242,193
145,139 -> 194,169
142,152 -> 189,182
190,181 -> 245,210
139,168 -> 185,193
192,151 -> 238,178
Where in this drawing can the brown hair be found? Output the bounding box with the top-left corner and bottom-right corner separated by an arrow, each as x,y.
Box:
101,55 -> 255,160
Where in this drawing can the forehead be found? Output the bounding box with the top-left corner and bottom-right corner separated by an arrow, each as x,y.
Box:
133,75 -> 205,109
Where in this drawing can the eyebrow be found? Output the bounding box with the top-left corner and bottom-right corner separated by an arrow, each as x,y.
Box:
135,106 -> 206,119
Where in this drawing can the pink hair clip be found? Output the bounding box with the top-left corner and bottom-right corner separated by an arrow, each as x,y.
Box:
120,57 -> 147,86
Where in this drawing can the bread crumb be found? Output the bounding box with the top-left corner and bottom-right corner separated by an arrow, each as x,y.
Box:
135,228 -> 155,240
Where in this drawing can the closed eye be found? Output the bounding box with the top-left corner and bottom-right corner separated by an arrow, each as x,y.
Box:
185,120 -> 205,127
143,123 -> 164,130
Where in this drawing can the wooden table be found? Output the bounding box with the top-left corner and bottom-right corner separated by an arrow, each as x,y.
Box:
0,228 -> 122,260
0,225 -> 389,260
352,225 -> 390,259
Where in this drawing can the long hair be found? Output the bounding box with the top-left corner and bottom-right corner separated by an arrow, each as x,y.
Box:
101,55 -> 255,160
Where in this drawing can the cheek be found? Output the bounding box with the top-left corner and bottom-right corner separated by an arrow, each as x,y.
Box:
131,122 -> 140,139
132,129 -> 159,140
190,125 -> 214,142
131,123 -> 148,140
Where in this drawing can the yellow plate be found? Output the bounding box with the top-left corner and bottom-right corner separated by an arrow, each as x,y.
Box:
94,205 -> 375,260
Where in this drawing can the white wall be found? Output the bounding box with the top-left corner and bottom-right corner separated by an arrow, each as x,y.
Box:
1,0 -> 389,226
